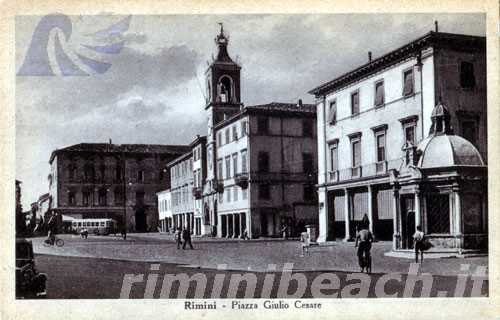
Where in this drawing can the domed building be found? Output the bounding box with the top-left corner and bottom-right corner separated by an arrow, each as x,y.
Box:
389,102 -> 487,253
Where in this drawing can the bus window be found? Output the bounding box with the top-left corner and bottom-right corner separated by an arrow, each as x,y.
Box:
100,222 -> 105,227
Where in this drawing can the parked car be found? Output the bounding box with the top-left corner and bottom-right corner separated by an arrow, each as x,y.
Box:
16,238 -> 47,298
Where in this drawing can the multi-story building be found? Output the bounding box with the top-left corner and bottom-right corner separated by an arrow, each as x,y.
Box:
191,136 -> 208,236
48,142 -> 190,232
310,31 -> 487,253
201,26 -> 318,238
168,151 -> 194,232
157,189 -> 172,232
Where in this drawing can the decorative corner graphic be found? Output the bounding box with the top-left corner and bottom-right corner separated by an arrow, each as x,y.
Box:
17,14 -> 131,76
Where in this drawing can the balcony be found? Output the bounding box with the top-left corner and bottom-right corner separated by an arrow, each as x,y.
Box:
192,187 -> 202,199
351,166 -> 362,178
328,170 -> 339,182
235,173 -> 249,189
215,180 -> 225,193
375,161 -> 387,174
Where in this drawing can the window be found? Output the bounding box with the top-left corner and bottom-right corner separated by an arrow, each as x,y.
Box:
376,132 -> 386,162
115,165 -> 123,182
99,164 -> 106,181
461,121 -> 478,146
68,191 -> 76,205
241,149 -> 248,173
375,80 -> 385,106
217,132 -> 222,147
403,68 -> 414,96
351,91 -> 359,115
232,125 -> 238,141
68,164 -> 76,181
219,76 -> 232,103
217,159 -> 223,180
137,170 -> 144,182
302,153 -> 314,174
136,192 -> 145,206
258,152 -> 269,172
84,164 -> 94,181
426,194 -> 450,234
460,61 -> 475,89
257,117 -> 269,135
304,184 -> 316,202
233,186 -> 238,201
232,153 -> 238,176
98,189 -> 107,206
405,125 -> 416,145
352,140 -> 361,168
302,119 -> 313,137
82,191 -> 90,206
259,184 -> 270,200
241,120 -> 248,137
218,189 -> 224,204
226,186 -> 231,202
242,188 -> 248,200
114,188 -> 123,205
328,100 -> 337,124
225,128 -> 230,144
329,143 -> 338,172
225,156 -> 231,179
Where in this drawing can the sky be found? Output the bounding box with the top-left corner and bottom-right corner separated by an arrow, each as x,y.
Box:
15,13 -> 485,209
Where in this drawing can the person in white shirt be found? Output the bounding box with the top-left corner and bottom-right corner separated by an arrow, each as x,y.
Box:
413,225 -> 425,263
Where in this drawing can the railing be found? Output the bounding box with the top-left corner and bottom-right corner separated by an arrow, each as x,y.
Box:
192,187 -> 202,199
351,166 -> 362,178
234,173 -> 249,189
329,158 -> 403,184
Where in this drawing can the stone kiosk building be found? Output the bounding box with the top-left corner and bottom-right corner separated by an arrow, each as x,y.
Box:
391,103 -> 487,253
310,31 -> 487,252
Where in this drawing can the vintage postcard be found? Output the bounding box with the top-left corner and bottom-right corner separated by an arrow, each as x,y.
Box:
3,0 -> 500,319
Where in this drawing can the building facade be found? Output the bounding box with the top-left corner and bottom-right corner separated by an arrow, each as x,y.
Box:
310,31 -> 487,252
48,143 -> 190,232
157,189 -> 172,232
168,152 -> 195,233
201,26 -> 318,238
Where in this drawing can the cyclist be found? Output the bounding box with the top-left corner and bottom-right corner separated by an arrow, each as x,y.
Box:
355,219 -> 373,273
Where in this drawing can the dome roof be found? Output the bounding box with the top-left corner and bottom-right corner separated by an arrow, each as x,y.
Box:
417,134 -> 484,168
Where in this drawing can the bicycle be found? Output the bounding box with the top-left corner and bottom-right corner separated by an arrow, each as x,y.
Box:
42,236 -> 64,247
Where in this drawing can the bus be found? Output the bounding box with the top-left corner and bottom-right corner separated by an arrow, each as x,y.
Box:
71,218 -> 117,236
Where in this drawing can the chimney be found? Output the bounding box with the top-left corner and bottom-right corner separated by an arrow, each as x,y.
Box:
297,99 -> 303,107
109,138 -> 112,145
434,20 -> 438,32
368,51 -> 372,62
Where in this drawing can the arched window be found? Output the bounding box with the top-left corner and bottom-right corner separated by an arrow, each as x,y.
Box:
218,75 -> 233,103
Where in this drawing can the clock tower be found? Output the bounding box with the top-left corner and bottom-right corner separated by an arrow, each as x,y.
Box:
204,23 -> 243,234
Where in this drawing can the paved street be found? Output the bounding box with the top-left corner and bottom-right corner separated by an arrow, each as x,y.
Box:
26,234 -> 489,299
32,234 -> 488,276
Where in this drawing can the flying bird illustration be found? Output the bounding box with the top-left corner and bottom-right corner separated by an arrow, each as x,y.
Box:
17,14 -> 131,76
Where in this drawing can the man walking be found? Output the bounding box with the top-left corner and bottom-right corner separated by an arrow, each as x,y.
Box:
175,227 -> 182,249
355,220 -> 374,273
413,225 -> 425,263
182,228 -> 194,250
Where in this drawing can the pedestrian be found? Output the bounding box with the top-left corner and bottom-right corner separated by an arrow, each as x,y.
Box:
242,228 -> 249,240
413,225 -> 425,263
281,225 -> 288,239
121,225 -> 127,240
175,227 -> 182,249
355,219 -> 373,273
182,228 -> 194,250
